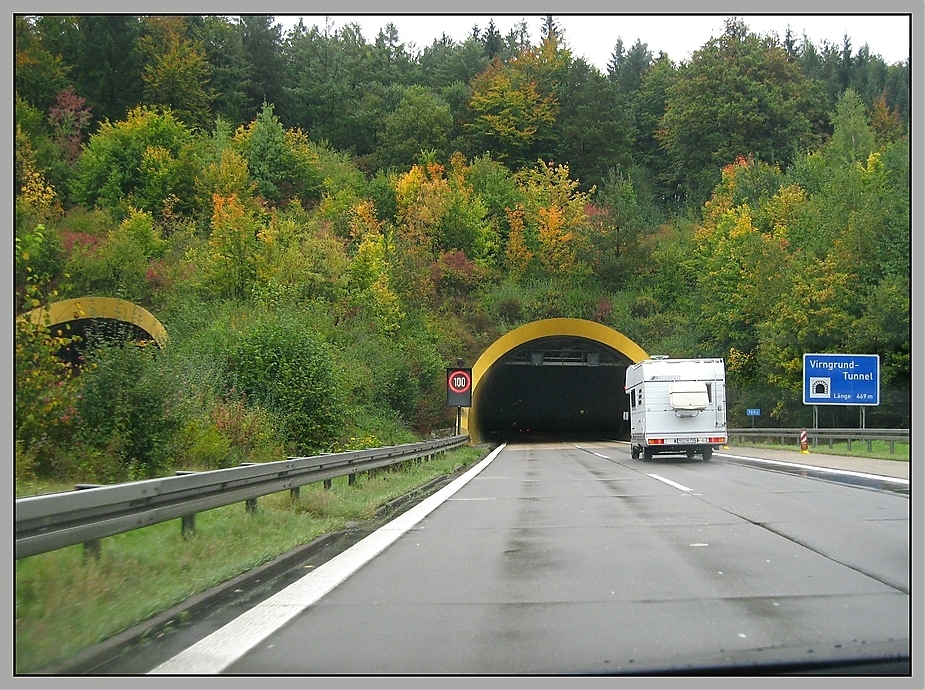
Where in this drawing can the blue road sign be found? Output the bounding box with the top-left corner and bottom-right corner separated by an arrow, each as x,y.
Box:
803,353 -> 879,406
746,408 -> 761,416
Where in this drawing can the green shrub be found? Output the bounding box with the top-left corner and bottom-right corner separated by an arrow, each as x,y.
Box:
14,225 -> 64,300
74,335 -> 183,480
180,417 -> 232,470
227,315 -> 345,455
14,261 -> 80,479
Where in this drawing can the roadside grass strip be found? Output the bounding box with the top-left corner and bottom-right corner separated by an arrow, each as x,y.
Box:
716,452 -> 909,487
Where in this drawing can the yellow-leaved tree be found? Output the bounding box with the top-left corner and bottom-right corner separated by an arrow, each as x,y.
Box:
348,199 -> 405,335
506,160 -> 593,281
207,193 -> 262,298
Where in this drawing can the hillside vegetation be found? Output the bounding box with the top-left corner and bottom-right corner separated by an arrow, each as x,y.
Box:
14,15 -> 910,487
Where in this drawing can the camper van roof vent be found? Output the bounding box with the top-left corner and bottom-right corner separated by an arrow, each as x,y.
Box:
650,355 -> 669,360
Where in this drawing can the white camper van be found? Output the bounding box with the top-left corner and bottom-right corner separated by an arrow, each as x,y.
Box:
625,356 -> 727,461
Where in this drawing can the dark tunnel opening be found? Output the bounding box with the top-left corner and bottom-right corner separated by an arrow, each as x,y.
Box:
51,318 -> 162,369
474,336 -> 633,443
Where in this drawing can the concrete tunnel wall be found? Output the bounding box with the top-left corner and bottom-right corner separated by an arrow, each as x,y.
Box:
461,318 -> 649,444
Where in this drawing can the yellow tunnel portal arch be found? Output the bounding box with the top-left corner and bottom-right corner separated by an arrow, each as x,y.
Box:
461,318 -> 648,444
25,297 -> 169,349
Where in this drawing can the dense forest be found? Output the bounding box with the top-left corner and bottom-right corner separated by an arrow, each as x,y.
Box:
14,14 -> 911,485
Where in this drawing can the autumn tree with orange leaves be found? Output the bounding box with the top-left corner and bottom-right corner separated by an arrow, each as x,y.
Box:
208,192 -> 261,298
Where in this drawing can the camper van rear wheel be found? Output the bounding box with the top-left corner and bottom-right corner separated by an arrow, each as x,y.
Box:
643,447 -> 653,461
631,445 -> 639,459
701,446 -> 713,461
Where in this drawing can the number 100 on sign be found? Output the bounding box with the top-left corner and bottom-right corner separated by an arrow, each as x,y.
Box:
446,368 -> 472,407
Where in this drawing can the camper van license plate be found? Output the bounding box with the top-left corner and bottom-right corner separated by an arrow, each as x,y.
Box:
675,438 -> 706,443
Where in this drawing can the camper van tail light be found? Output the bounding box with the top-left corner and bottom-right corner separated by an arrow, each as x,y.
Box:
709,437 -> 726,444
650,438 -> 665,445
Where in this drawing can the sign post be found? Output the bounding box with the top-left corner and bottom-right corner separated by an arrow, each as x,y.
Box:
745,408 -> 760,428
446,367 -> 472,436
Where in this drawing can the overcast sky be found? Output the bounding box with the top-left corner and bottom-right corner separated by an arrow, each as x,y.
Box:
273,14 -> 912,69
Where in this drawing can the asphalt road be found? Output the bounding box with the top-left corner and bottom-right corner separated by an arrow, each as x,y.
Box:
125,441 -> 910,676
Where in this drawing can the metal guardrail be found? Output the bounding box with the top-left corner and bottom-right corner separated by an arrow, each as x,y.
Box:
15,435 -> 470,560
727,428 -> 909,454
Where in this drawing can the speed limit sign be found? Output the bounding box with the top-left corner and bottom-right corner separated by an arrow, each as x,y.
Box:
446,368 -> 472,407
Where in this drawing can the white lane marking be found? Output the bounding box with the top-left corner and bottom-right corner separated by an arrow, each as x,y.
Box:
571,444 -> 611,460
716,452 -> 909,485
647,474 -> 693,492
149,443 -> 507,675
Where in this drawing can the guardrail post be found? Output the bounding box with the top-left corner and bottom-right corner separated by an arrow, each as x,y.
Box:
182,514 -> 195,538
290,486 -> 300,499
348,473 -> 356,486
323,479 -> 332,489
83,539 -> 101,563
174,472 -> 201,537
237,464 -> 262,512
75,484 -> 103,561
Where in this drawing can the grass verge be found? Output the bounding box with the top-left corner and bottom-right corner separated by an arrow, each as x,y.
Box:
729,439 -> 909,462
15,445 -> 489,674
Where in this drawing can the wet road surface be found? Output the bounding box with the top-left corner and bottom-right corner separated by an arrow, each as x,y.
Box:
130,441 -> 910,676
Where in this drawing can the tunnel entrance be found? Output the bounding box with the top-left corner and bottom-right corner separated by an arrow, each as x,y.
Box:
25,297 -> 169,370
473,336 -> 634,442
53,318 -> 161,368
